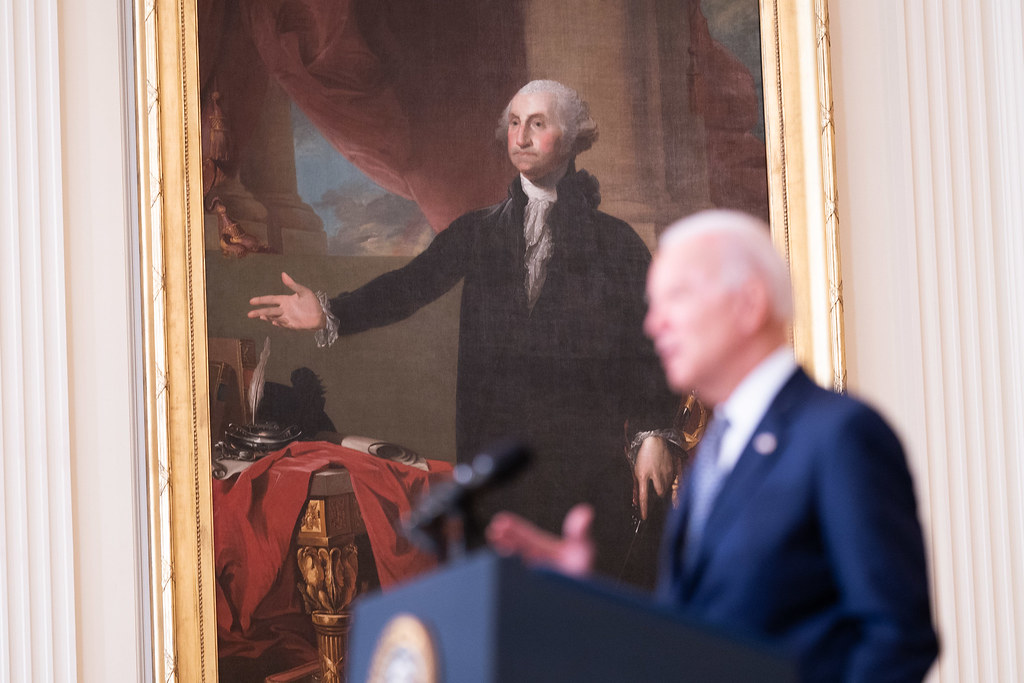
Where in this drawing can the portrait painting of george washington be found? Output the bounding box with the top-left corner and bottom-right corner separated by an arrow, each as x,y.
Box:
140,0 -> 841,680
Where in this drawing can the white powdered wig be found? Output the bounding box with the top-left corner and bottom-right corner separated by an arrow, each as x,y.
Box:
496,80 -> 598,156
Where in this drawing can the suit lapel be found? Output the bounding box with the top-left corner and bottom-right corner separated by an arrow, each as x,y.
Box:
681,370 -> 815,596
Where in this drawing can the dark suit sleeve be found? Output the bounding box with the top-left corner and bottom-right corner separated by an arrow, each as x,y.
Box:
327,218 -> 472,335
599,219 -> 678,437
816,405 -> 938,682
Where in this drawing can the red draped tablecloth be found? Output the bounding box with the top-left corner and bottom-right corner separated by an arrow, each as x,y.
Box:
213,441 -> 452,663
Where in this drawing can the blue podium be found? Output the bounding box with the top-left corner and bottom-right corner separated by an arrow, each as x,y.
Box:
348,551 -> 796,682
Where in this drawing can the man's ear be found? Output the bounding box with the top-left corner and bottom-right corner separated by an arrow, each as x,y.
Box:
735,278 -> 772,334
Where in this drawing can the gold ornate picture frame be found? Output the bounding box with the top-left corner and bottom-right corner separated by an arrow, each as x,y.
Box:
132,0 -> 843,680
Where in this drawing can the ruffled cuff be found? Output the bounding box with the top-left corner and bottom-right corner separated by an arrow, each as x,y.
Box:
313,290 -> 339,348
626,428 -> 686,468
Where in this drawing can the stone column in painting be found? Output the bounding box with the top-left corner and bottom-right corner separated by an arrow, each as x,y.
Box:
241,79 -> 327,255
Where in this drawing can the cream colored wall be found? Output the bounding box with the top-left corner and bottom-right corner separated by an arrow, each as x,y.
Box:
833,1 -> 1024,681
2,0 -> 142,679
60,0 -> 149,680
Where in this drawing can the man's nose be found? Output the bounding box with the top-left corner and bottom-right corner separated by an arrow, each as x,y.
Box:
515,126 -> 531,148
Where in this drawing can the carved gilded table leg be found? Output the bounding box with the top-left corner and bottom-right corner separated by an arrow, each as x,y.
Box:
295,471 -> 365,683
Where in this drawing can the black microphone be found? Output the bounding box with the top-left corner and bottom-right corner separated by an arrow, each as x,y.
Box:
451,439 -> 531,493
404,440 -> 531,558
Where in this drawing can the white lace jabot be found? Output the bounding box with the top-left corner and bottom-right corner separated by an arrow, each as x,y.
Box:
520,174 -> 558,310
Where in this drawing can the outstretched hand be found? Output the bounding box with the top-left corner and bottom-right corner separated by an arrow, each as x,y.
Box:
248,272 -> 326,330
486,503 -> 595,578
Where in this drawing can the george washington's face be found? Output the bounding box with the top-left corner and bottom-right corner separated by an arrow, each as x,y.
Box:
506,91 -> 571,183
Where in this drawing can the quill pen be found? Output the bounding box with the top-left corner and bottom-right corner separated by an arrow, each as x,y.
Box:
249,337 -> 271,423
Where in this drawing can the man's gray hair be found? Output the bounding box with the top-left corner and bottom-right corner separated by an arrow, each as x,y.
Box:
496,80 -> 599,156
660,209 -> 794,324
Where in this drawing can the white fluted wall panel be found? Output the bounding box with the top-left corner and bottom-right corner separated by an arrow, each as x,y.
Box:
833,0 -> 1024,682
2,0 -> 149,680
58,0 -> 151,679
0,0 -> 77,681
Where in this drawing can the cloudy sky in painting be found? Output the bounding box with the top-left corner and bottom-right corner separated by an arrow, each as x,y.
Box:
291,104 -> 435,257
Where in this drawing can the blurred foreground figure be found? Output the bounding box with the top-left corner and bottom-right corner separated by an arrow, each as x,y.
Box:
488,209 -> 939,682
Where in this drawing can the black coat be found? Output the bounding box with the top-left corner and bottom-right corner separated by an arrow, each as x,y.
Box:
329,169 -> 677,570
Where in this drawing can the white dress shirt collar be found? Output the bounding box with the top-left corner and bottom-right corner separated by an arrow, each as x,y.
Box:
713,346 -> 798,472
520,173 -> 559,202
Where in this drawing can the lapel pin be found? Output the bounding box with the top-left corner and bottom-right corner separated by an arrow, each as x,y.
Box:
753,432 -> 777,455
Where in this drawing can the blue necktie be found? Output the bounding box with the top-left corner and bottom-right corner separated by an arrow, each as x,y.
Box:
683,415 -> 730,570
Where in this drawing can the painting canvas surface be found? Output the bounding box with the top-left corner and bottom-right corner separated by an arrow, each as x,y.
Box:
197,0 -> 768,678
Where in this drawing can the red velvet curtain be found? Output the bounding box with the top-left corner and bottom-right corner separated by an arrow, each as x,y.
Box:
200,0 -> 526,231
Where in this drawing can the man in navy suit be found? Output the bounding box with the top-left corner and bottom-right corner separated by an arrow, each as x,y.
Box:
488,209 -> 939,681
